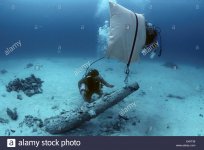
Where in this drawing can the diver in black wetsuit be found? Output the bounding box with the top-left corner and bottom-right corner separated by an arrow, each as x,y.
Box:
143,22 -> 162,58
78,69 -> 114,102
145,22 -> 158,46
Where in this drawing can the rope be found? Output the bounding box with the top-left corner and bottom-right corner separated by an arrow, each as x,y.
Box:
125,13 -> 139,85
83,56 -> 105,77
124,67 -> 130,85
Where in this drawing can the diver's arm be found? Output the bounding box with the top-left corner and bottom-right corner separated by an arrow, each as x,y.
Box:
99,76 -> 114,88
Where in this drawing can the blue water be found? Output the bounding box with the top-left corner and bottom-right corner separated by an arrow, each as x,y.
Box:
0,0 -> 204,65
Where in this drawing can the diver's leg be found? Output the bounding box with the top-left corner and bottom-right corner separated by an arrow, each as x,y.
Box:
85,93 -> 92,103
80,89 -> 92,102
79,83 -> 91,102
96,90 -> 103,98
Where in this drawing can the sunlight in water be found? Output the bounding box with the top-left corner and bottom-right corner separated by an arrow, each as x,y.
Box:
96,0 -> 151,17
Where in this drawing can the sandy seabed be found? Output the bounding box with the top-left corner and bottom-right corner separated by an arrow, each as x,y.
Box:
0,57 -> 203,136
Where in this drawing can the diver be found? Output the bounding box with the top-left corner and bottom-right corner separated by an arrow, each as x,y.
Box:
142,22 -> 162,58
78,69 -> 114,102
145,23 -> 158,45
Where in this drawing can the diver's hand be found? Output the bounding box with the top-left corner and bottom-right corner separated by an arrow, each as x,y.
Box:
108,84 -> 114,88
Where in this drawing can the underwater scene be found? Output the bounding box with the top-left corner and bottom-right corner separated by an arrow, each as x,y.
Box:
0,0 -> 204,136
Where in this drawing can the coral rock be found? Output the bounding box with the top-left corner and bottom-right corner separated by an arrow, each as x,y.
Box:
6,74 -> 43,97
7,108 -> 18,120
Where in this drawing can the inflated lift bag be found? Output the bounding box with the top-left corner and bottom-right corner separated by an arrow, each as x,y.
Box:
106,2 -> 146,63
